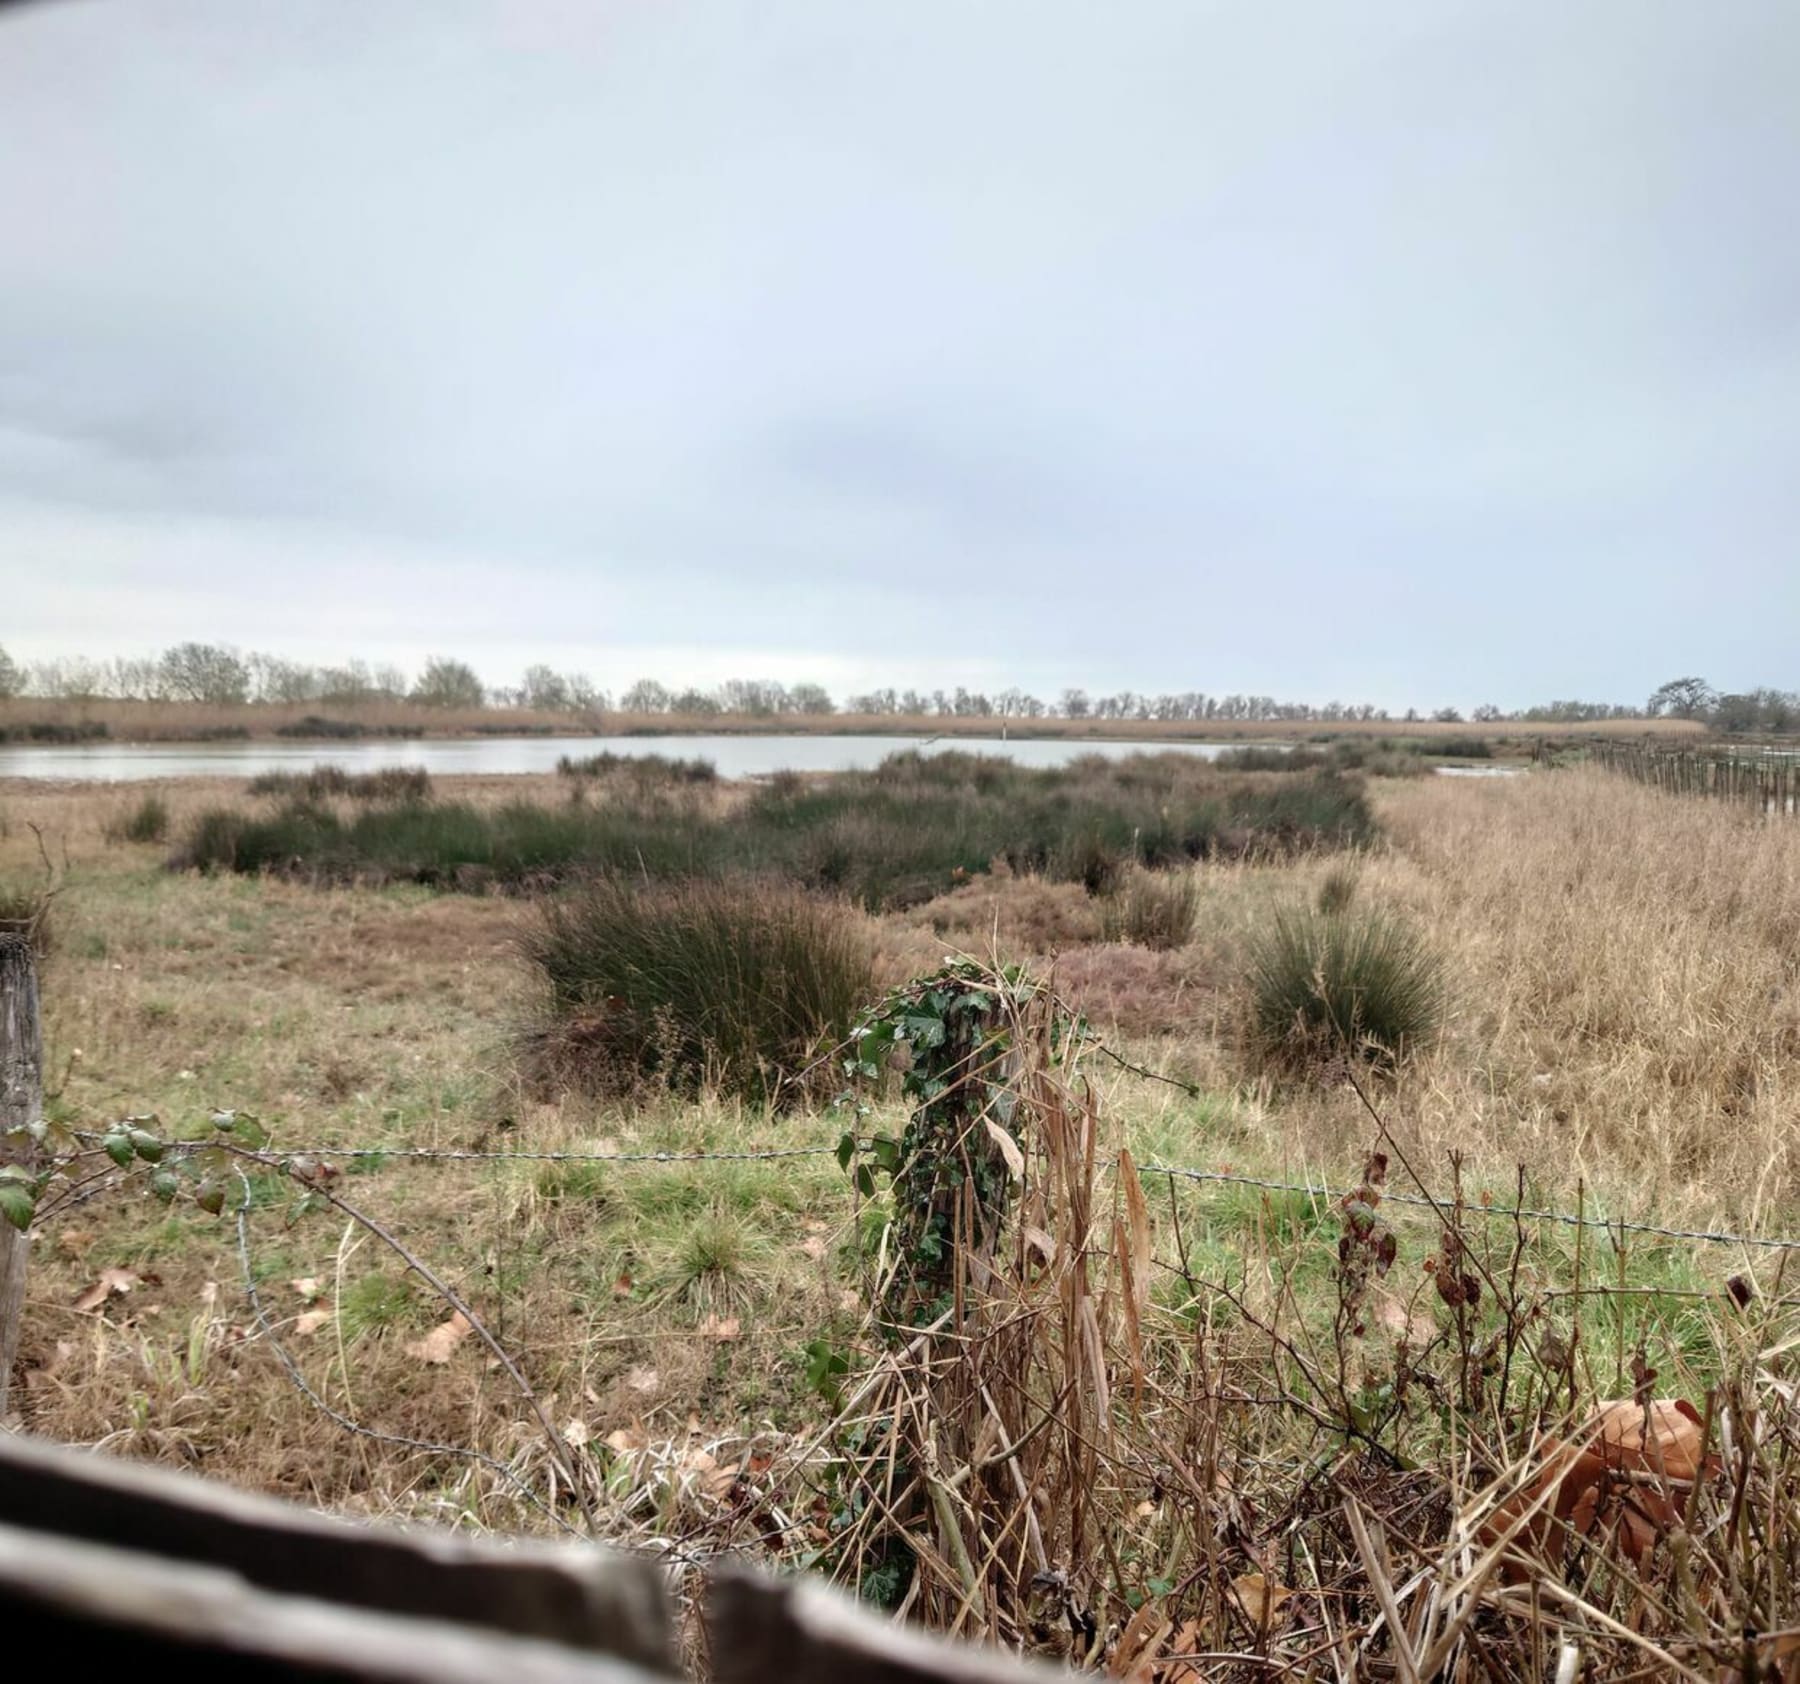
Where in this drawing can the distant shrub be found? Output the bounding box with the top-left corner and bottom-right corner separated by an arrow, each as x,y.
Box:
1246,907 -> 1445,1066
519,877 -> 874,1107
1213,745 -> 1314,772
1100,870 -> 1199,950
106,794 -> 171,845
273,717 -> 424,741
183,724 -> 251,742
274,716 -> 365,739
248,765 -> 431,803
1430,736 -> 1494,761
556,751 -> 718,784
0,720 -> 111,744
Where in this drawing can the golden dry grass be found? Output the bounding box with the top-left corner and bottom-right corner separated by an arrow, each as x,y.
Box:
0,695 -> 1702,744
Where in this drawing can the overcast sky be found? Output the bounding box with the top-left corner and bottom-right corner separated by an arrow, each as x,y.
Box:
2,1 -> 1796,710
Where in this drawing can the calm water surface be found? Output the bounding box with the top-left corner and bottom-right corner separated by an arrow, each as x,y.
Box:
0,734 -> 1270,783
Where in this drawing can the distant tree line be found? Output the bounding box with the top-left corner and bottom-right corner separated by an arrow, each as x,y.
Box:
0,645 -> 1792,732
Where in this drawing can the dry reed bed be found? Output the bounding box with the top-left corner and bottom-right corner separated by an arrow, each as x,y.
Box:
0,696 -> 1705,745
1342,771 -> 1800,1224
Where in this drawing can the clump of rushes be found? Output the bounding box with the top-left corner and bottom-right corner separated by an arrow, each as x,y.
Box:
106,793 -> 170,844
1247,905 -> 1445,1066
518,876 -> 874,1108
1100,869 -> 1199,950
1316,864 -> 1359,915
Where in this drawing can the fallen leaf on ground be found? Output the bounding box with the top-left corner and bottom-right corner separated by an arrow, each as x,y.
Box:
1231,1572 -> 1291,1628
289,1277 -> 324,1302
625,1365 -> 660,1394
73,1268 -> 142,1313
680,1448 -> 736,1500
57,1228 -> 95,1258
611,1271 -> 634,1298
562,1419 -> 591,1448
405,1311 -> 472,1364
800,1235 -> 829,1261
1160,1620 -> 1207,1683
293,1308 -> 333,1337
1481,1396 -> 1713,1573
604,1425 -> 648,1455
698,1314 -> 741,1341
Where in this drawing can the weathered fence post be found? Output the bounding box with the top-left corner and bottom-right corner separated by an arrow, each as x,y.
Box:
0,933 -> 42,1418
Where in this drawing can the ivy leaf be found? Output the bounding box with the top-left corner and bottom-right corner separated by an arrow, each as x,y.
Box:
0,1177 -> 35,1233
101,1131 -> 135,1169
836,1131 -> 856,1172
901,1014 -> 946,1049
854,1164 -> 876,1199
803,1338 -> 850,1403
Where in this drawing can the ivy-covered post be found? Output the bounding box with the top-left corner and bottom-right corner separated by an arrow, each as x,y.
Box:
0,933 -> 43,1416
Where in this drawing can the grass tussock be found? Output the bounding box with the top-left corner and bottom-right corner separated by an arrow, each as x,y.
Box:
104,793 -> 171,845
246,765 -> 432,803
556,750 -> 717,784
519,876 -> 875,1107
1246,904 -> 1447,1066
1099,867 -> 1200,950
1316,862 -> 1359,914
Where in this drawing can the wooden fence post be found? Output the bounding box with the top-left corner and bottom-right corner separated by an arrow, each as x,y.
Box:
0,932 -> 42,1418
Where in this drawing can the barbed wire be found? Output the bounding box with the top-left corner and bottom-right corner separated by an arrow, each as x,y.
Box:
72,1122 -> 1795,1256
275,1143 -> 843,1166
1138,1161 -> 1800,1253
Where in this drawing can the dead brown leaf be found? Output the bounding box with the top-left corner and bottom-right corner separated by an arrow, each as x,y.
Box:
289,1277 -> 324,1302
679,1448 -> 736,1501
1231,1571 -> 1291,1629
73,1267 -> 142,1314
985,1117 -> 1026,1181
404,1311 -> 472,1364
293,1308 -> 333,1337
625,1364 -> 660,1394
698,1314 -> 741,1341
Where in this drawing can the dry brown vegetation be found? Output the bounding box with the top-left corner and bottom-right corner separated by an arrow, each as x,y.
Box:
3,764 -> 1797,1675
0,694 -> 1705,744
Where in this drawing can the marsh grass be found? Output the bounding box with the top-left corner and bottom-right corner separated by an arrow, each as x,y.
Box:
651,1206 -> 774,1317
104,793 -> 171,845
1247,905 -> 1447,1065
519,876 -> 875,1106
1099,868 -> 1200,950
247,765 -> 432,803
175,752 -> 1378,906
556,750 -> 717,784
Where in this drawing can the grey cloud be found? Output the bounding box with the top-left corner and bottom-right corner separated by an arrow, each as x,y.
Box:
1,0 -> 1797,706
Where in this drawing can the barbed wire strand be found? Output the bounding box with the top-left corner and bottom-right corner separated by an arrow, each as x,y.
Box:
242,1139 -> 1800,1255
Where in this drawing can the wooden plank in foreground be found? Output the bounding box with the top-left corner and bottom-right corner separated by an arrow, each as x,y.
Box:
0,1518 -> 670,1684
0,1430 -> 673,1670
707,1566 -> 1063,1684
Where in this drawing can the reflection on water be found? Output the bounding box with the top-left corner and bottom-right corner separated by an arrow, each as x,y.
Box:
0,734 -> 1268,784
